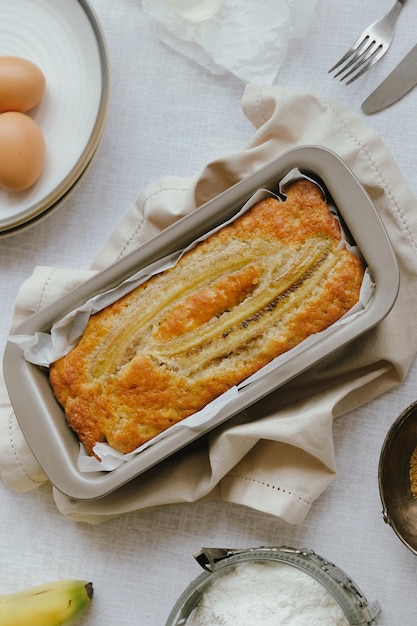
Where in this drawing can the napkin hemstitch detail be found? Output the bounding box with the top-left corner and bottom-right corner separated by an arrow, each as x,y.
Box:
38,268 -> 58,312
116,185 -> 192,260
318,97 -> 417,256
224,471 -> 312,506
7,411 -> 45,487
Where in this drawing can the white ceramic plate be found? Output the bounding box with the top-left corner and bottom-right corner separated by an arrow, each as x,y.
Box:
0,0 -> 109,233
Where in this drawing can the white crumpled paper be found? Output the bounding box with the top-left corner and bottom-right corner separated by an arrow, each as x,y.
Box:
142,0 -> 319,84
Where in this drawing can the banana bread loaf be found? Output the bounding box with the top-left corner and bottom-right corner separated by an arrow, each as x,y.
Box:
49,179 -> 365,457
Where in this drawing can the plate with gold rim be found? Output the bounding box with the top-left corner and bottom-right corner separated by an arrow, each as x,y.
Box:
0,0 -> 109,234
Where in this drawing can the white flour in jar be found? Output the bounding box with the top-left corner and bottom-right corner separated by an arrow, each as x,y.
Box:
187,560 -> 349,625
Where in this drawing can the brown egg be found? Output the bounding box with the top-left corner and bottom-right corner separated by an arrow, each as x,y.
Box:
0,56 -> 46,113
0,111 -> 46,192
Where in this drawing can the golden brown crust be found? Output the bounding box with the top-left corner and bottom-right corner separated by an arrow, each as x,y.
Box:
49,180 -> 365,456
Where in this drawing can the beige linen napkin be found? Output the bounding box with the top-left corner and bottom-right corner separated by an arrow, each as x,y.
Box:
1,85 -> 417,524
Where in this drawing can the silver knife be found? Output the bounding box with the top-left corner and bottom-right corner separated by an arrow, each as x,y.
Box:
362,43 -> 417,114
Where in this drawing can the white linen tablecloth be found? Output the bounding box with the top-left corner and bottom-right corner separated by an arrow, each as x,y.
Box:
1,1 -> 417,624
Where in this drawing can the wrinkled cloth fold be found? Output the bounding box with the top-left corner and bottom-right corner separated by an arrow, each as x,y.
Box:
1,85 -> 417,524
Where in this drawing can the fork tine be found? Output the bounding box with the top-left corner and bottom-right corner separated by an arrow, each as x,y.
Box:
328,39 -> 364,73
332,37 -> 373,78
344,45 -> 385,84
337,41 -> 385,83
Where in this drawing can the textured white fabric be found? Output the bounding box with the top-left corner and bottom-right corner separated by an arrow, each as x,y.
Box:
2,2 -> 417,624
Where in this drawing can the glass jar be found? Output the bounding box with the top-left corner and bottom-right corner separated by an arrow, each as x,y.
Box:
165,547 -> 381,625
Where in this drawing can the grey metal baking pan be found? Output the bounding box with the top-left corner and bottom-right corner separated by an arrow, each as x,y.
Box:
3,146 -> 400,500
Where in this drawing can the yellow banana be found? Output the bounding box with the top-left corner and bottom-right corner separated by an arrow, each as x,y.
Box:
0,579 -> 93,625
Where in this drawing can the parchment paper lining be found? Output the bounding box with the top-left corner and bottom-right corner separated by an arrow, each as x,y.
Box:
9,170 -> 374,472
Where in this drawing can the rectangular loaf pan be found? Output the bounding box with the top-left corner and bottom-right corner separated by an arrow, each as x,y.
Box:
3,146 -> 400,500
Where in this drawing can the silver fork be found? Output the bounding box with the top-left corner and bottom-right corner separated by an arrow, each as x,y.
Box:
329,0 -> 408,85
